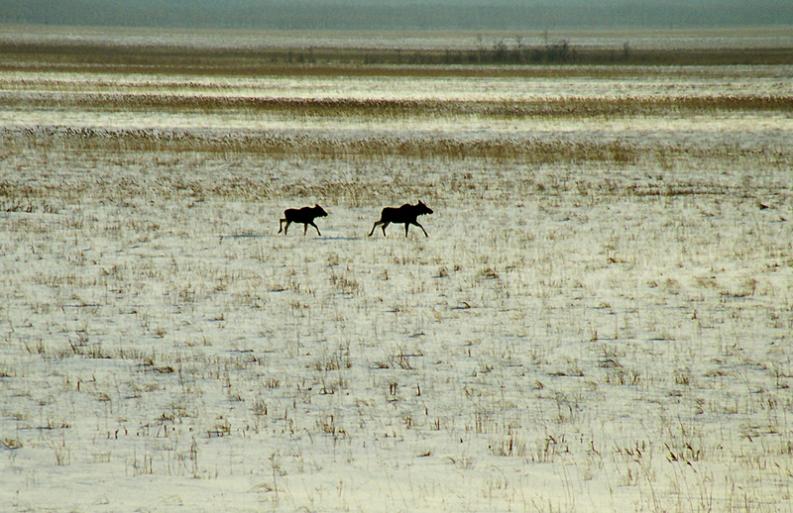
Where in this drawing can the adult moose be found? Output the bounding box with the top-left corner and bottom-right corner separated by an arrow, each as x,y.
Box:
278,204 -> 328,236
368,200 -> 433,237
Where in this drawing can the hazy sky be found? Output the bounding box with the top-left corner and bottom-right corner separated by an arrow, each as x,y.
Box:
2,1 -> 792,30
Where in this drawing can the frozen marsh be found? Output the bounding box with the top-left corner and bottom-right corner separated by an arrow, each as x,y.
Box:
1,28 -> 793,512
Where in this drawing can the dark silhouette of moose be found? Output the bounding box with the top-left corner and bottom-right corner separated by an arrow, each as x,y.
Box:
278,204 -> 328,236
368,200 -> 433,237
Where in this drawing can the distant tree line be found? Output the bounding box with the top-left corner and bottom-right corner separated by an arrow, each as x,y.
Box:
369,40 -> 579,65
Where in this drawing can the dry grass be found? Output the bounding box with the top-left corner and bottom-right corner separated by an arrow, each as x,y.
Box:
3,139 -> 793,513
2,32 -> 793,512
3,41 -> 793,78
4,126 -> 791,183
2,143 -> 789,213
0,126 -> 644,162
3,92 -> 791,117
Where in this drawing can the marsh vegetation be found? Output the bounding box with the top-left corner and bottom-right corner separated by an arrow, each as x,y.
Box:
1,27 -> 792,512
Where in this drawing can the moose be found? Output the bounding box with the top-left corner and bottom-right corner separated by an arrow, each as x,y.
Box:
278,204 -> 328,236
368,200 -> 433,237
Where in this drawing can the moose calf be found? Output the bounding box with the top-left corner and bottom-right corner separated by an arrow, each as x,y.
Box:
369,200 -> 433,237
278,204 -> 328,236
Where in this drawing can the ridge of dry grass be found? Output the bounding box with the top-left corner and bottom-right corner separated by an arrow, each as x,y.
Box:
4,126 -> 791,165
0,125 -> 640,162
2,92 -> 792,117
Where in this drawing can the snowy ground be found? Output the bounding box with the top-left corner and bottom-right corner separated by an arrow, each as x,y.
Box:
1,39 -> 793,513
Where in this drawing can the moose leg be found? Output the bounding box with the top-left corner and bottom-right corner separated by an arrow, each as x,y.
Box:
369,221 -> 382,237
303,223 -> 309,236
279,219 -> 290,234
404,223 -> 410,237
413,221 -> 429,237
381,222 -> 389,236
310,222 -> 321,236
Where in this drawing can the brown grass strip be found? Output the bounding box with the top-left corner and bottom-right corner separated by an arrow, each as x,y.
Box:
2,93 -> 791,117
3,41 -> 793,77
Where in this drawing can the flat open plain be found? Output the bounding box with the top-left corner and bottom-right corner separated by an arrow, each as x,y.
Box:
1,27 -> 793,512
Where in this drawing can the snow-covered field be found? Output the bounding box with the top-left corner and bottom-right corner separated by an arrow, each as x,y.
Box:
2,34 -> 793,512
